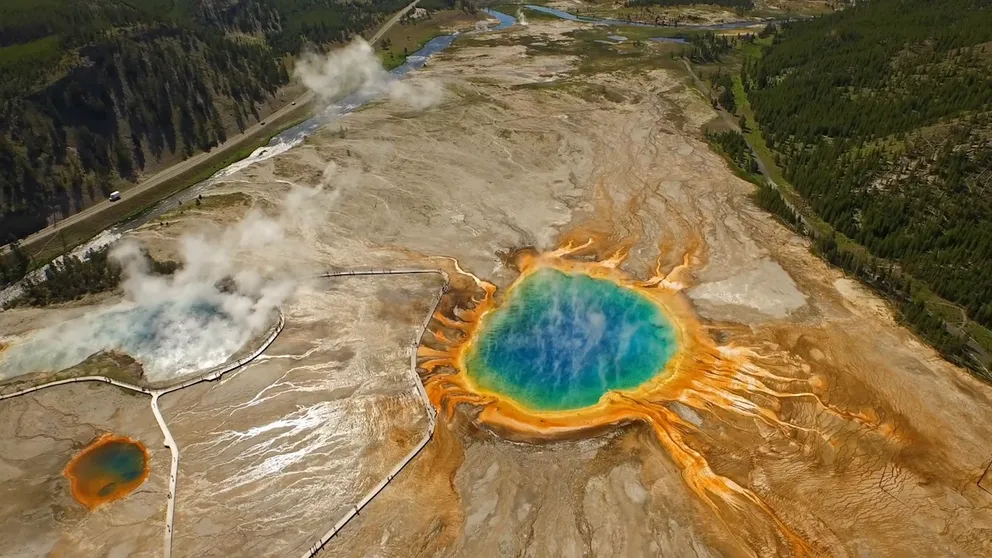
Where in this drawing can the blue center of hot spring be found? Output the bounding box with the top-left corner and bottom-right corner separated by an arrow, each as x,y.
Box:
85,441 -> 147,497
465,268 -> 678,411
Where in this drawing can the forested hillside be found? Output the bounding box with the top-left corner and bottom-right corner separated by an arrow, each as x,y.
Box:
743,0 -> 992,335
0,0 -> 408,242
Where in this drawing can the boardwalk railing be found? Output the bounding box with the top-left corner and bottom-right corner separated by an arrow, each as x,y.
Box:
0,309 -> 285,558
1,267 -> 449,558
300,269 -> 446,558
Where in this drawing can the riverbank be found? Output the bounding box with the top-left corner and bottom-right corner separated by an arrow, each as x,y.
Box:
375,9 -> 489,70
2,1 -> 428,276
20,105 -> 314,270
4,10 -> 992,557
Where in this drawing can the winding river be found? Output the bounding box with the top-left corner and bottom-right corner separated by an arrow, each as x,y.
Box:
83,4 -> 774,242
1,5 -> 777,306
0,9 -> 517,306
124,8 -> 517,232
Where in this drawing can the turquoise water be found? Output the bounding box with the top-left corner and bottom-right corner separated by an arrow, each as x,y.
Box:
0,299 -> 247,382
466,269 -> 677,411
66,438 -> 148,506
87,441 -> 147,497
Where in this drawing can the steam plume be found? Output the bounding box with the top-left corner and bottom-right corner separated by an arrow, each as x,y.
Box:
294,38 -> 443,111
0,186 -> 330,383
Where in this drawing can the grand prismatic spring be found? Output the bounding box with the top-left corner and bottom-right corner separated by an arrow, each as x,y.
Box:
464,267 -> 678,411
417,244 -> 884,555
63,434 -> 150,510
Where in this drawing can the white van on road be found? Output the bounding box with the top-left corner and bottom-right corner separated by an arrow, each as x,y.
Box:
109,191 -> 121,202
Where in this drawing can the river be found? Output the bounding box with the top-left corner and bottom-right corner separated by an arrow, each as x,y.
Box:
0,9 -> 517,306
124,8 -> 516,232
0,5 -> 772,306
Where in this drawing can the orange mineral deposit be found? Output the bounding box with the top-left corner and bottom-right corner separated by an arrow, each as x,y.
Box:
63,433 -> 150,510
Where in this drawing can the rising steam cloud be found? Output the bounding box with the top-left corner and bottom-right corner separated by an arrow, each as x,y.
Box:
294,37 -> 444,111
0,39 -> 427,382
0,186 -> 332,383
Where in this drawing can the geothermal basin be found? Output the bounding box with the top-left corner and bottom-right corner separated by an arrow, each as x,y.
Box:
63,434 -> 150,510
464,268 -> 678,411
0,298 -> 260,383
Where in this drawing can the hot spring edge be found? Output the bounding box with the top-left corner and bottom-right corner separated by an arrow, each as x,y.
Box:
63,434 -> 150,509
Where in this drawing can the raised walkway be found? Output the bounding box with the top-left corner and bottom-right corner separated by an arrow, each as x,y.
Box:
0,310 -> 285,558
301,268 -> 447,558
0,267 -> 450,558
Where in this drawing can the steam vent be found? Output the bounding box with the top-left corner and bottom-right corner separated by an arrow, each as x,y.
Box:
64,434 -> 150,510
0,299 -> 247,383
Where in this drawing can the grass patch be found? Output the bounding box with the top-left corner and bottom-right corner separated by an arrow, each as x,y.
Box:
730,73 -> 833,236
562,30 -> 683,75
154,192 -> 253,222
376,10 -> 480,70
0,35 -> 61,68
0,35 -> 68,93
447,84 -> 512,110
514,80 -> 633,103
492,3 -> 558,20
0,351 -> 147,394
571,22 -> 704,43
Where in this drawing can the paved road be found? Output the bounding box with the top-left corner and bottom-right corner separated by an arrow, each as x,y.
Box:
682,59 -> 992,371
680,58 -> 810,230
369,0 -> 421,44
2,92 -> 313,255
2,6 -> 438,555
3,0 -> 421,256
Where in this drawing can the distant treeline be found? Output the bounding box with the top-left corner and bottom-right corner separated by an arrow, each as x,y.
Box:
744,0 -> 992,331
710,72 -> 736,112
1,28 -> 287,240
753,182 -> 801,230
687,32 -> 735,64
0,0 -> 407,242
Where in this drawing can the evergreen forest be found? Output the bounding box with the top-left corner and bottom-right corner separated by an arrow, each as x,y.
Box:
0,0 -> 408,243
707,129 -> 757,176
12,246 -> 180,307
743,0 -> 992,336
